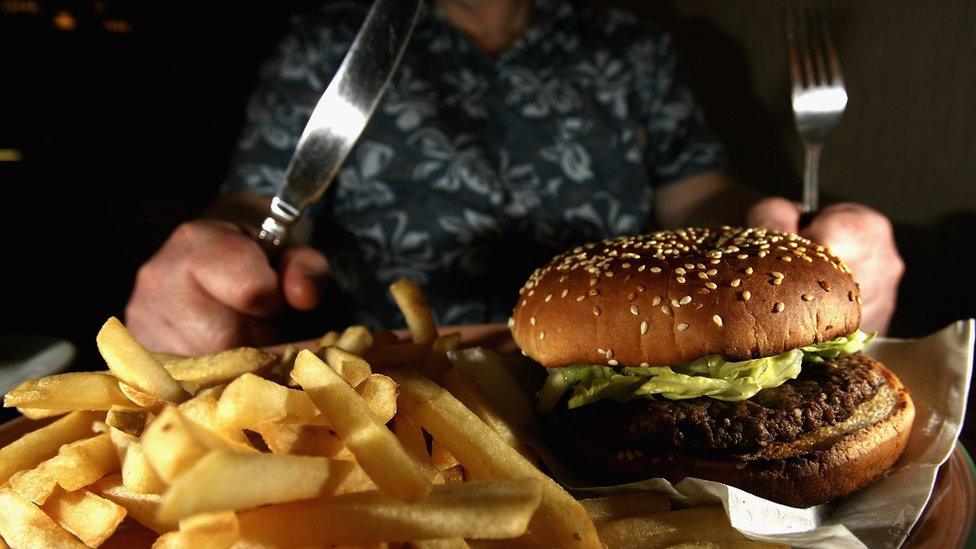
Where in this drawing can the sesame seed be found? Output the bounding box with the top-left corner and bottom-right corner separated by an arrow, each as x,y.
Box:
745,267 -> 754,275
685,263 -> 695,270
705,282 -> 717,290
677,323 -> 689,331
730,278 -> 741,287
741,290 -> 752,300
819,280 -> 832,291
597,348 -> 605,354
697,271 -> 708,280
676,276 -> 686,283
608,359 -> 619,366
593,307 -> 601,316
606,271 -> 614,277
706,269 -> 718,276
772,278 -> 783,285
650,266 -> 662,273
782,256 -> 793,262
539,331 -> 545,340
639,362 -> 650,367
606,349 -> 614,359
737,253 -> 749,259
856,295 -> 863,304
697,263 -> 706,270
627,292 -> 636,301
713,315 -> 724,327
652,296 -> 662,306
679,296 -> 692,305
561,289 -> 569,298
507,317 -> 514,328
576,295 -> 585,302
671,299 -> 681,308
710,259 -> 721,265
675,267 -> 687,275
802,293 -> 814,301
630,305 -> 639,315
589,278 -> 598,286
848,290 -> 855,301
773,302 -> 786,313
637,284 -> 646,293
759,250 -> 768,257
530,316 -> 537,326
638,265 -> 646,272
622,263 -> 631,269
545,293 -> 553,302
661,305 -> 673,316
772,271 -> 784,279
640,321 -> 649,335
589,289 -> 599,296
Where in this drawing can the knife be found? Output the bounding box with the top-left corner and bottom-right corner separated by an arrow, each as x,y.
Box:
256,0 -> 424,254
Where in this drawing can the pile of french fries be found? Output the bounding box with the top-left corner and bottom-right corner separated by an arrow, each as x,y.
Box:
0,278 -> 780,549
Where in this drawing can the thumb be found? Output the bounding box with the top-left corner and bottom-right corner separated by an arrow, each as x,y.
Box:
279,246 -> 330,311
745,196 -> 801,233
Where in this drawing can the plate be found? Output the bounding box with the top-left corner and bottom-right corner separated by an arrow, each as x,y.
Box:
1,324 -> 971,547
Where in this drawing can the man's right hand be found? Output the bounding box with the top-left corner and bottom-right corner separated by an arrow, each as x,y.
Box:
125,220 -> 329,355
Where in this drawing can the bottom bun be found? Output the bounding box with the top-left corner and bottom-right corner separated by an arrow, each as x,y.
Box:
548,362 -> 914,508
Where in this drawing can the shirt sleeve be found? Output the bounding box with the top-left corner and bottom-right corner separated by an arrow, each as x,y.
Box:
222,6 -> 364,196
631,30 -> 728,187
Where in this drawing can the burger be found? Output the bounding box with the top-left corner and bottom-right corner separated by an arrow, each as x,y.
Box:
510,227 -> 913,508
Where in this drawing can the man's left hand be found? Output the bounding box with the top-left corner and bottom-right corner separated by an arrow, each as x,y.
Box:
746,197 -> 904,335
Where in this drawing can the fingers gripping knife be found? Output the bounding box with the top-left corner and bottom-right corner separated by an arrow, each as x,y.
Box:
256,0 -> 424,255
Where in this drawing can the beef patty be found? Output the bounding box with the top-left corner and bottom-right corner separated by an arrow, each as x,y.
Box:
550,353 -> 887,454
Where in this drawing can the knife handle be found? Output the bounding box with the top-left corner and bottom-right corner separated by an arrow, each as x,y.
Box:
256,197 -> 301,259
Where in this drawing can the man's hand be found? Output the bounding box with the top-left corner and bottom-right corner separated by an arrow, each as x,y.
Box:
747,197 -> 904,335
125,220 -> 329,355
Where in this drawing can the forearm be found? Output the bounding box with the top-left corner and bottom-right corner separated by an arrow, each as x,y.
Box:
654,171 -> 763,229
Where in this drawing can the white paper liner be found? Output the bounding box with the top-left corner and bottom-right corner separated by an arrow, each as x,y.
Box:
457,319 -> 975,549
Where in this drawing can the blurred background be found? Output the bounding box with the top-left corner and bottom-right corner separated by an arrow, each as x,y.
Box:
1,0 -> 974,421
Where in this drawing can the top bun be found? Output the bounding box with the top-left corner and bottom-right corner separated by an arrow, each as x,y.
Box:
511,227 -> 861,368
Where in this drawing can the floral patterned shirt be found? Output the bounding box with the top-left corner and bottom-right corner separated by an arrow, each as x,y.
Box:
223,0 -> 727,329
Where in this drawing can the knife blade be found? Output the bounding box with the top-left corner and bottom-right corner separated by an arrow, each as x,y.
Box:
256,0 -> 424,253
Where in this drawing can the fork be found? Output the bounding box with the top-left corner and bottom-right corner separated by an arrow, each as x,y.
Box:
784,8 -> 848,219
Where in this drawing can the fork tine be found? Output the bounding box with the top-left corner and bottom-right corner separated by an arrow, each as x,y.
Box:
818,10 -> 845,86
795,9 -> 818,88
783,11 -> 805,93
807,8 -> 829,87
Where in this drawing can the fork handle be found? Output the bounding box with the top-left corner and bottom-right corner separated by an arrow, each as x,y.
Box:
801,143 -> 822,217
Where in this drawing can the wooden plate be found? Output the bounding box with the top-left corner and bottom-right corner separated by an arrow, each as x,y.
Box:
2,323 -> 971,547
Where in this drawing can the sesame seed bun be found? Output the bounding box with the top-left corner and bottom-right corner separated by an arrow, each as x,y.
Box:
511,227 -> 861,368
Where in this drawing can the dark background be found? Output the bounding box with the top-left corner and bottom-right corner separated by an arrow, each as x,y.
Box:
1,1 -> 974,428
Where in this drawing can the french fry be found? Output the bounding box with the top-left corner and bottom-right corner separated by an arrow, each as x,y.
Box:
162,348 -> 275,394
446,349 -> 537,436
578,493 -> 670,522
216,373 -> 318,428
390,278 -> 438,345
322,346 -> 373,387
254,422 -> 352,460
440,465 -> 465,484
177,388 -> 250,446
57,432 -> 120,491
0,486 -> 86,549
0,411 -> 99,484
393,416 -> 443,483
422,333 -> 462,380
357,373 -> 398,423
17,408 -> 70,420
41,488 -> 127,548
90,475 -> 172,534
430,440 -> 460,470
96,317 -> 187,403
122,441 -> 167,494
365,342 -> 432,370
318,330 -> 341,348
106,408 -> 149,437
388,367 -> 601,548
595,507 -> 781,549
158,451 -> 356,522
118,382 -> 162,409
9,461 -> 60,504
335,325 -> 374,355
664,543 -> 787,549
4,372 -> 137,412
141,406 -> 234,483
439,368 -> 535,461
291,350 -> 431,502
154,511 -> 239,549
236,480 -> 542,546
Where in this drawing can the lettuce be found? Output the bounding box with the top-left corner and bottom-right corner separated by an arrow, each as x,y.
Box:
537,330 -> 872,412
